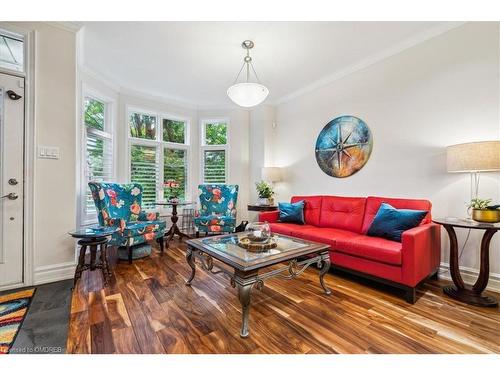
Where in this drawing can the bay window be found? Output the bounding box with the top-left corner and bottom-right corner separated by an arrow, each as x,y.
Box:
201,120 -> 229,184
81,95 -> 114,224
128,110 -> 189,207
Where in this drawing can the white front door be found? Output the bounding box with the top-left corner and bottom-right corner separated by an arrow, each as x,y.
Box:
0,72 -> 24,289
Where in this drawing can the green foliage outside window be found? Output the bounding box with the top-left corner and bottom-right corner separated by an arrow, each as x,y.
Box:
130,145 -> 157,207
163,119 -> 185,144
130,112 -> 156,139
205,122 -> 227,145
164,148 -> 187,200
84,98 -> 104,131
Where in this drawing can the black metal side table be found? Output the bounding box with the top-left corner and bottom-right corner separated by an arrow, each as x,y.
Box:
433,217 -> 500,307
68,227 -> 118,288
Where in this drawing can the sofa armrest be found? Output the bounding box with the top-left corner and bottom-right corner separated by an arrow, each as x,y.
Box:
258,210 -> 280,223
138,210 -> 160,221
401,223 -> 441,287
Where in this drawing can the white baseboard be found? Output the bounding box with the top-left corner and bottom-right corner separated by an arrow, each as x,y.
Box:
438,262 -> 500,293
33,261 -> 76,285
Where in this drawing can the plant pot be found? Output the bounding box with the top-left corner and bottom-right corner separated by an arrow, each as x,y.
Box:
472,208 -> 500,223
258,197 -> 270,205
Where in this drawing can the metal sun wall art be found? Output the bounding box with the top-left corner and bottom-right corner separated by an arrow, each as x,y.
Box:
315,115 -> 373,178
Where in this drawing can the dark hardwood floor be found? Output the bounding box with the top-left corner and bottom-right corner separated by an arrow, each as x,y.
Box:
67,241 -> 500,354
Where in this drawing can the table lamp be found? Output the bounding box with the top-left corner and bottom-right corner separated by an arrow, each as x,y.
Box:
446,140 -> 500,204
262,167 -> 282,183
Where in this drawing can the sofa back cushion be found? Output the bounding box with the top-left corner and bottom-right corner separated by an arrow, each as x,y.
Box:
291,196 -> 323,226
362,196 -> 432,234
319,196 -> 366,233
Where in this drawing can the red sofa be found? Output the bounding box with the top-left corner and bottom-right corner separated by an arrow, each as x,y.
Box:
259,195 -> 441,303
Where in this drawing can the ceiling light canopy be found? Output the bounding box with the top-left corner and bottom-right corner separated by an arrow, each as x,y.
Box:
227,40 -> 269,108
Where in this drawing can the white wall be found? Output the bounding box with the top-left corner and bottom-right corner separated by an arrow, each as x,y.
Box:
7,22 -> 78,283
272,23 -> 500,280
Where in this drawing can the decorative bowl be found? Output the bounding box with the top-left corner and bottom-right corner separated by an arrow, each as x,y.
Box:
246,221 -> 271,243
472,209 -> 500,223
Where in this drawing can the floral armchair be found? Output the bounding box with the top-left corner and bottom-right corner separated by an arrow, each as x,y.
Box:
194,184 -> 239,236
88,182 -> 166,263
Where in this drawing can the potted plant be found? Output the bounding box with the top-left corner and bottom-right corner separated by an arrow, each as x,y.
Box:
255,180 -> 274,205
467,198 -> 500,223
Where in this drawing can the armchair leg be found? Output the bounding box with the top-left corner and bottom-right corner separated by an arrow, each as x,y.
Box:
158,237 -> 165,254
127,241 -> 132,264
196,231 -> 200,238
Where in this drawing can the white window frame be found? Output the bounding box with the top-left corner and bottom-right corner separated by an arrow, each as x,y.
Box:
200,118 -> 230,184
0,28 -> 25,75
127,106 -> 191,208
79,86 -> 116,225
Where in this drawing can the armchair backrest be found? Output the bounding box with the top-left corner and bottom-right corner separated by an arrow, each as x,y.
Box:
198,184 -> 238,217
88,182 -> 144,225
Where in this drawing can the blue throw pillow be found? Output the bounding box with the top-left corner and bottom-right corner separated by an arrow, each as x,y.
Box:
367,203 -> 428,242
278,201 -> 305,224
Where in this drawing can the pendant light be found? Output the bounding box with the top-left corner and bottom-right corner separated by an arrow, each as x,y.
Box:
227,40 -> 269,108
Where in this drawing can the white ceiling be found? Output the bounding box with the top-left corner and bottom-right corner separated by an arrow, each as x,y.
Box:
80,22 -> 459,108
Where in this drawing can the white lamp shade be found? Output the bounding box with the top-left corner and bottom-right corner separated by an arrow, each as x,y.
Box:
262,167 -> 282,182
447,141 -> 500,172
227,82 -> 269,108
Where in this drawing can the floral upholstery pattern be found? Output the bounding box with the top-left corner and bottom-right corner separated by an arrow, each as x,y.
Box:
88,182 -> 166,248
194,184 -> 238,234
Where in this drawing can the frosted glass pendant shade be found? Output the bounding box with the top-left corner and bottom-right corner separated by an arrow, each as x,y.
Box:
227,82 -> 269,108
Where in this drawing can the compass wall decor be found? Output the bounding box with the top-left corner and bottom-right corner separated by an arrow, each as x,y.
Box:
315,115 -> 373,178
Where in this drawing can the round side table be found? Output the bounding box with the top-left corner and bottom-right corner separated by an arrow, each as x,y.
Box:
433,217 -> 500,307
247,204 -> 278,212
68,227 -> 118,288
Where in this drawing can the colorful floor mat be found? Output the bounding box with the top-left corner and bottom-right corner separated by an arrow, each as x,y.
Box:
0,288 -> 35,354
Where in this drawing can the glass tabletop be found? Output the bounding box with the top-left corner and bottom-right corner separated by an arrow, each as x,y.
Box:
68,226 -> 118,238
199,233 -> 310,262
433,217 -> 500,230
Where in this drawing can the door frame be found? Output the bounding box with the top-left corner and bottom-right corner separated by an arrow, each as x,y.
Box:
0,23 -> 36,288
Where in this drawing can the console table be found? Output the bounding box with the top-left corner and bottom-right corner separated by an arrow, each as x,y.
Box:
433,217 -> 500,307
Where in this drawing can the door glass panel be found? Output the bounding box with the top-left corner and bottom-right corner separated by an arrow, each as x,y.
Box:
0,35 -> 24,72
0,87 -> 4,264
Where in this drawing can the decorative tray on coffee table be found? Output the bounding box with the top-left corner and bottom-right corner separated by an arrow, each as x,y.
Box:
237,236 -> 277,252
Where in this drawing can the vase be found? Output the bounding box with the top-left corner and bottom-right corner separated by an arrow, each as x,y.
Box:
472,208 -> 500,223
246,221 -> 271,243
258,197 -> 269,205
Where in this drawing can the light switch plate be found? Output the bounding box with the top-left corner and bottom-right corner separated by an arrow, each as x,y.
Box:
38,146 -> 60,159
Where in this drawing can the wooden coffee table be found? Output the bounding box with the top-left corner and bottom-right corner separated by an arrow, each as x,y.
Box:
185,233 -> 331,338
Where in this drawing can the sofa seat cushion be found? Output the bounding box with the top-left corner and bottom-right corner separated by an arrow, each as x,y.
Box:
289,227 -> 360,248
194,215 -> 236,227
334,235 -> 402,266
269,223 -> 316,236
123,220 -> 166,237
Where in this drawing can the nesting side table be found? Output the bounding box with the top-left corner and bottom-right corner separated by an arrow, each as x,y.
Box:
68,227 -> 118,287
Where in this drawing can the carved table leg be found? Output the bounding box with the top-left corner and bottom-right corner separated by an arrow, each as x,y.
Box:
443,224 -> 498,307
318,255 -> 332,295
73,244 -> 87,288
237,283 -> 253,338
185,246 -> 196,286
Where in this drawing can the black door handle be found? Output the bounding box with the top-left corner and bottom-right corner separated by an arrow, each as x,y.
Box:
6,90 -> 22,100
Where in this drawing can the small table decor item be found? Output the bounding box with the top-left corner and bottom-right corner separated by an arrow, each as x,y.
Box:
255,180 -> 274,205
467,198 -> 500,223
68,226 -> 118,287
164,179 -> 181,203
185,233 -> 331,337
315,115 -> 373,178
433,217 -> 500,307
246,221 -> 271,243
237,236 -> 277,252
